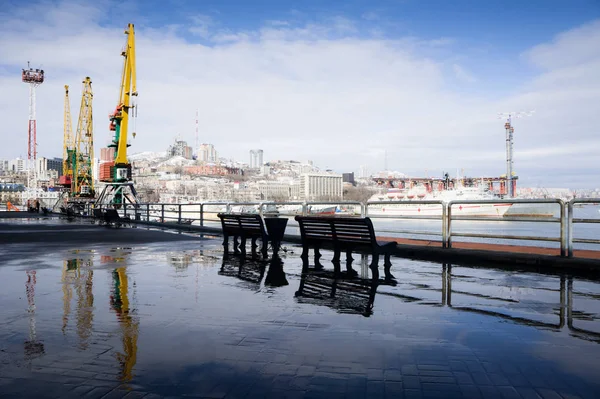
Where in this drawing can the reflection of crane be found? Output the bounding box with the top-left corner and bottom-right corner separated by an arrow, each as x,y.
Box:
106,255 -> 139,382
61,258 -> 94,349
97,23 -> 139,209
73,78 -> 95,198
497,111 -> 534,197
25,270 -> 44,362
59,85 -> 75,189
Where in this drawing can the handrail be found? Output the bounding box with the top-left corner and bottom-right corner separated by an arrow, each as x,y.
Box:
568,199 -> 600,257
447,199 -> 566,256
87,198 -> 600,259
366,200 -> 447,248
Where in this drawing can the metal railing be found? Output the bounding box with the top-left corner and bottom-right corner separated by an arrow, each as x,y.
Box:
365,200 -> 447,248
568,199 -> 600,257
74,198 -> 600,259
447,199 -> 566,256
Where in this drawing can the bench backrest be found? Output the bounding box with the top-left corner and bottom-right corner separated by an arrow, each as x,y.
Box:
295,216 -> 377,247
218,213 -> 266,236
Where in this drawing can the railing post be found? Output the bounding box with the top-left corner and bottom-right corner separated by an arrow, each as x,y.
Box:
146,204 -> 150,222
200,203 -> 204,227
123,203 -> 128,218
161,204 -> 165,223
559,200 -> 566,257
567,200 -> 574,258
178,204 -> 182,224
302,202 -> 308,216
442,201 -> 447,249
361,202 -> 366,218
226,203 -> 231,213
258,202 -> 264,217
447,203 -> 453,249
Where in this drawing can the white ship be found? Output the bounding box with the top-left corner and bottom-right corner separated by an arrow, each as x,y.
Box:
367,186 -> 511,217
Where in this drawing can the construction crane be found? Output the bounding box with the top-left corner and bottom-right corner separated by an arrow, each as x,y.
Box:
72,77 -> 94,198
59,85 -> 75,189
97,23 -> 139,208
497,111 -> 535,197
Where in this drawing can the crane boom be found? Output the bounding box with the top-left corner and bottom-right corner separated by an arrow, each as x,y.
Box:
109,23 -> 137,181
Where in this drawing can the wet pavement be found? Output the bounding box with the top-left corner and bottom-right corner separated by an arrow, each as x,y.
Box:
1,219 -> 600,398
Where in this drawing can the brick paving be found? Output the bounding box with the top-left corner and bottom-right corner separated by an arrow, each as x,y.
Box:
0,222 -> 599,398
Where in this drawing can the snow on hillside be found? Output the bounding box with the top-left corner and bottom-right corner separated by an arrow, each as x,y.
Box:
157,156 -> 196,167
129,151 -> 167,162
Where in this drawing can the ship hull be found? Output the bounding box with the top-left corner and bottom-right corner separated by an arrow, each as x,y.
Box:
367,203 -> 511,217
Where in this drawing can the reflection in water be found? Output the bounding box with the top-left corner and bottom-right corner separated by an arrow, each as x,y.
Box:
61,258 -> 94,349
384,263 -> 600,343
295,268 -> 378,317
104,253 -> 139,382
24,270 -> 44,362
264,256 -> 289,287
219,256 -> 267,289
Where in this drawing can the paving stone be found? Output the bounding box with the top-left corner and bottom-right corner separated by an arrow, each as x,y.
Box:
535,388 -> 563,399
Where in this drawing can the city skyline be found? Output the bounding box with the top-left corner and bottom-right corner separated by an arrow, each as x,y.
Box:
1,1 -> 599,187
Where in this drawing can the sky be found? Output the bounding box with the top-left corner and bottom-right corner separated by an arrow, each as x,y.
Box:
0,0 -> 599,188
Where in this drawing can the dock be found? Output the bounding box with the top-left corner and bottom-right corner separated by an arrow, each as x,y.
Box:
1,215 -> 599,399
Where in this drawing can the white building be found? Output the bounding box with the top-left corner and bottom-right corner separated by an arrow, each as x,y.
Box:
300,173 -> 343,201
255,180 -> 294,201
9,158 -> 25,173
198,144 -> 218,163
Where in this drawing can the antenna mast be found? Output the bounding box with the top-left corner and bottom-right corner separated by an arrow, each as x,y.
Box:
21,62 -> 45,194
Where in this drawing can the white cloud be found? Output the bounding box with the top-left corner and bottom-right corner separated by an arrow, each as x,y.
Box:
452,63 -> 477,83
0,3 -> 599,188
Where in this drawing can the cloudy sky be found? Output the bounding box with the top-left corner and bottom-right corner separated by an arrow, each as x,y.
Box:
1,0 -> 599,188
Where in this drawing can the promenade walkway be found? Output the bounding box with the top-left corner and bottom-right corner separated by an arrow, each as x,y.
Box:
0,218 -> 599,398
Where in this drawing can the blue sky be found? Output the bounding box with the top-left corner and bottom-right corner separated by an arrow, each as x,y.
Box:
1,0 -> 600,187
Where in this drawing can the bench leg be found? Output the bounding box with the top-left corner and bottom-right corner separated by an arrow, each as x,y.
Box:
383,253 -> 395,280
369,253 -> 380,281
261,239 -> 268,259
346,250 -> 354,263
222,234 -> 230,255
314,246 -> 323,269
332,248 -> 341,264
240,237 -> 247,256
233,236 -> 240,254
345,259 -> 357,277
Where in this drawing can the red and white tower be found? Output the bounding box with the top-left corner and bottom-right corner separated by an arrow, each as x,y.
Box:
22,62 -> 45,190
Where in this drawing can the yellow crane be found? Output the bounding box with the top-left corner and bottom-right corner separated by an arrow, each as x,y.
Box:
59,85 -> 74,188
97,23 -> 139,207
73,77 -> 94,197
111,22 -> 137,177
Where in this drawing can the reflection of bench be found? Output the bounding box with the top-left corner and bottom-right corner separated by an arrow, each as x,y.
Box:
217,213 -> 269,258
295,216 -> 397,280
295,269 -> 378,317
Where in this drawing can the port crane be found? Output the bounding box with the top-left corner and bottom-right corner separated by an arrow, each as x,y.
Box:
72,77 -> 95,198
59,85 -> 75,189
97,23 -> 139,208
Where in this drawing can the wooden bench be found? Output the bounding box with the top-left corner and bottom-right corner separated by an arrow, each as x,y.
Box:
295,216 -> 397,280
102,209 -> 131,228
217,213 -> 269,258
